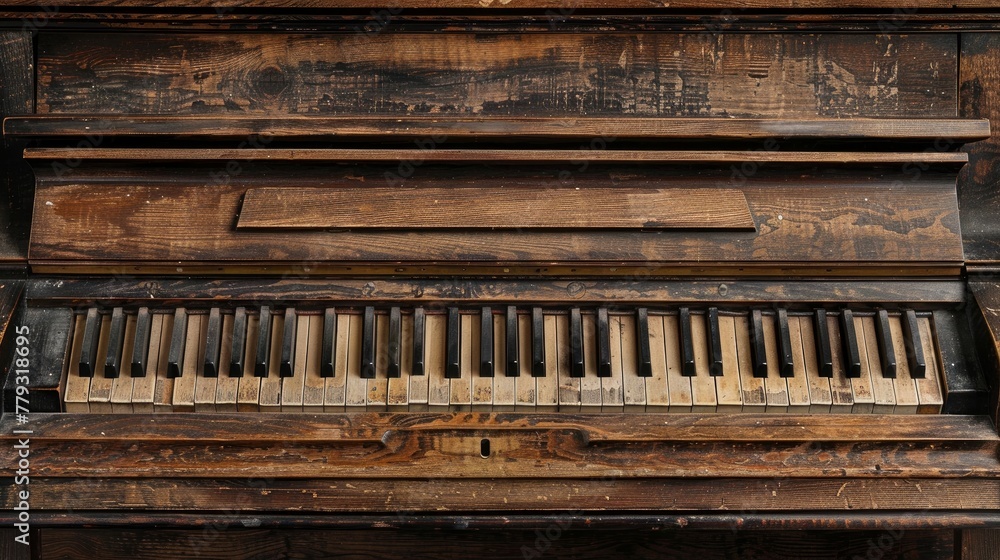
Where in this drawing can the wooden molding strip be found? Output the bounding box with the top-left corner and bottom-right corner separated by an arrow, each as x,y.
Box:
5,413 -> 996,444
4,0 -> 1000,9
22,147 -> 972,165
5,116 -> 990,142
237,186 -> 755,231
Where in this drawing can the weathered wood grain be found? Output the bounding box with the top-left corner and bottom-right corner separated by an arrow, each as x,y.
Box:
960,34 -> 1000,267
6,412 -> 997,443
9,0 -> 1000,10
8,117 -> 989,141
20,147 -> 978,163
6,477 -> 1000,512
967,281 -> 1000,428
35,33 -> 958,118
0,31 -> 32,264
24,277 -> 969,306
1,412 -> 996,479
32,527 -> 957,560
960,528 -> 1000,560
237,186 -> 755,230
27,175 -> 965,273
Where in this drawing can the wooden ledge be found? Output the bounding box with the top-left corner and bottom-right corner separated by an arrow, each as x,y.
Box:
5,116 -> 990,142
4,413 -> 996,444
21,147 -> 973,165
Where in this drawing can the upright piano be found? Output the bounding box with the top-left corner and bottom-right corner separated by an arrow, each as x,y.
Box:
2,2 -> 1000,558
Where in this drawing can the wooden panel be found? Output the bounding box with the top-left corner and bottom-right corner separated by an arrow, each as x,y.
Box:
2,413 -> 996,479
238,186 -> 754,230
8,477 -> 1000,512
25,277 -> 969,306
9,412 -> 997,443
10,0 -> 1000,8
0,31 -> 32,264
27,176 -> 965,273
960,34 -> 1000,266
36,33 -> 958,118
960,528 -> 1000,560
8,117 -> 989,142
0,529 -> 30,560
33,527 -> 957,560
21,147 -> 980,163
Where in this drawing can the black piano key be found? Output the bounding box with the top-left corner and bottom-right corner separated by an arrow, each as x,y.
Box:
79,308 -> 100,378
203,308 -> 221,378
280,308 -> 296,378
167,308 -> 187,378
254,306 -> 272,377
749,309 -> 767,378
777,308 -> 794,378
445,307 -> 461,379
597,307 -> 612,378
130,307 -> 151,378
412,307 -> 426,376
321,308 -> 336,377
814,309 -> 834,378
230,307 -> 247,377
707,307 -> 724,377
480,307 -> 493,378
569,308 -> 584,378
103,307 -> 125,378
361,306 -> 376,379
902,309 -> 927,378
636,308 -> 652,378
679,307 -> 696,377
531,307 -> 545,377
839,309 -> 862,378
505,306 -> 519,377
387,307 -> 401,378
875,309 -> 897,378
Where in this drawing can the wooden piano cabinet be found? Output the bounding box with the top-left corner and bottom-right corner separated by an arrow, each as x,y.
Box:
4,4 -> 1000,560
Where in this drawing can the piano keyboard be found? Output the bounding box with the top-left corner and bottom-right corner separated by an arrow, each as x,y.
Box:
60,306 -> 945,414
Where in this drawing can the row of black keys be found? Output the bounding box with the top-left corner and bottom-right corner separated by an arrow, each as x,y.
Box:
76,306 -> 927,382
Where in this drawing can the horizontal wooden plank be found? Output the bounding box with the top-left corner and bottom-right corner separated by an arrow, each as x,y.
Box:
33,33 -> 959,118
24,527 -> 960,560
6,478 -> 1000,512
28,178 -> 965,270
24,278 -> 969,306
5,413 -> 996,444
237,187 -> 755,231
8,117 -> 988,141
14,512 -> 1000,531
21,148 -> 975,165
7,0 -> 1000,8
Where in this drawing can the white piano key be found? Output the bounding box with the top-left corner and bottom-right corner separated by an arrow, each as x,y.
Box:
110,314 -> 136,414
714,315 -> 742,413
214,313 -> 239,412
492,314 -> 515,411
579,311 -> 604,412
689,313 -> 718,413
601,314 -> 625,412
63,314 -> 90,413
664,314 -> 693,412
303,316 -> 327,412
323,312 -> 350,412
619,313 -> 646,412
914,317 -> 944,414
555,314 -> 580,412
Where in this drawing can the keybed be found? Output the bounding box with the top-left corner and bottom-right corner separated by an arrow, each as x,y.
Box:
62,306 -> 946,414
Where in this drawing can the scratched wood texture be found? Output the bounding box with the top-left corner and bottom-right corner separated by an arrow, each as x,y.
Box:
36,33 -> 957,118
959,528 -> 1000,560
0,31 -> 31,264
27,169 -> 965,273
32,527 -> 957,560
9,0 -> 1000,9
959,34 -> 1000,267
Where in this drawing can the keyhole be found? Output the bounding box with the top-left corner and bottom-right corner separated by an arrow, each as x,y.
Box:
480,438 -> 491,458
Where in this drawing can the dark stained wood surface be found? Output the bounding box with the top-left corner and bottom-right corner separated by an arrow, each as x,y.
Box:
8,117 -> 989,141
34,33 -> 959,118
0,31 -> 31,264
6,477 -> 1000,512
24,277 -> 969,306
959,34 -> 1000,267
237,186 -> 755,230
959,528 -> 1000,560
28,177 -> 965,273
32,527 -> 958,560
20,147 -> 978,163
967,280 -> 1000,427
8,0 -> 1000,9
